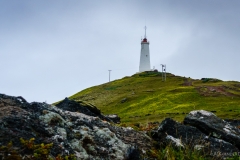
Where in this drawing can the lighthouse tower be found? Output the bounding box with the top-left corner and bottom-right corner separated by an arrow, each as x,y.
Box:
139,26 -> 151,72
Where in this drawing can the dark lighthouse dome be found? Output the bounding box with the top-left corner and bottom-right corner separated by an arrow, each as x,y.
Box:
142,38 -> 148,42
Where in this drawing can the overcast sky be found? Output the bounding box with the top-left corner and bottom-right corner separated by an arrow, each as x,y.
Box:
1,1 -> 240,103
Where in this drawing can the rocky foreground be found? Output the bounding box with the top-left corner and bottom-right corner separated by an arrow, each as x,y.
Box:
0,94 -> 240,159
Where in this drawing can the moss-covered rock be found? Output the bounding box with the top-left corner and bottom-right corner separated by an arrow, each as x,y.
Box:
0,93 -> 153,159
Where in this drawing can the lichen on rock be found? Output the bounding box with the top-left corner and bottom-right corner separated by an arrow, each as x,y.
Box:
0,93 -> 152,160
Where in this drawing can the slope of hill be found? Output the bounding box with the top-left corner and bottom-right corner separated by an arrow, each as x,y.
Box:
66,71 -> 240,125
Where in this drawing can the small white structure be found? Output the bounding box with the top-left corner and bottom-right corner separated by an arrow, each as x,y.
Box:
139,26 -> 151,72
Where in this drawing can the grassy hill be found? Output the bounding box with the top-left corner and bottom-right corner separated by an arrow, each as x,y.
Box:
63,71 -> 240,125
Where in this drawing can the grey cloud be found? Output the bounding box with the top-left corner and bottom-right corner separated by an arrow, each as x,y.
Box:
0,1 -> 239,103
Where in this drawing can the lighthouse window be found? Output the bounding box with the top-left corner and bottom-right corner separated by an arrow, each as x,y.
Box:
146,55 -> 148,57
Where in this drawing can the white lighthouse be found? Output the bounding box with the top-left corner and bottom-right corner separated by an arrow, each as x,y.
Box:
139,26 -> 151,72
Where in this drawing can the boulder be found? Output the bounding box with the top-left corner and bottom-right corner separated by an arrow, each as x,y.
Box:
56,98 -> 111,122
153,118 -> 239,158
56,98 -> 100,114
121,98 -> 127,103
184,110 -> 240,149
105,114 -> 121,123
0,94 -> 152,159
224,119 -> 240,128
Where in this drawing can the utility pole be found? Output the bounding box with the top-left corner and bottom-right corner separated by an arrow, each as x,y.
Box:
164,65 -> 166,81
160,64 -> 166,81
161,64 -> 164,81
108,70 -> 112,82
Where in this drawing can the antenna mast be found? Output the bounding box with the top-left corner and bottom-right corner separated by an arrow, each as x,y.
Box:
144,26 -> 147,38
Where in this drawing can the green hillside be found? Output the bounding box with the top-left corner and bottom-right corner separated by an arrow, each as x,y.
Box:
66,71 -> 240,125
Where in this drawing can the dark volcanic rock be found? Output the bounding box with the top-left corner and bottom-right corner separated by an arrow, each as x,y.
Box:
2,93 -> 239,159
152,118 -> 239,158
56,98 -> 100,115
0,94 -> 152,160
105,114 -> 121,124
184,110 -> 240,149
56,98 -> 112,122
224,119 -> 240,128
